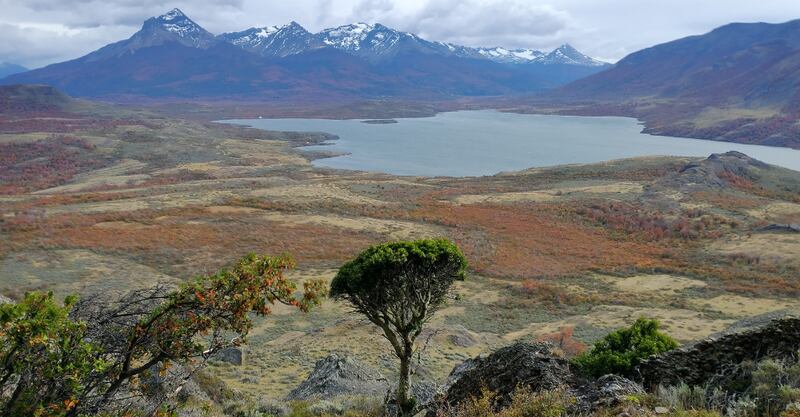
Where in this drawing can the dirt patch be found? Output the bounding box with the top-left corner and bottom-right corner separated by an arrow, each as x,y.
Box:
93,221 -> 157,230
250,183 -> 392,206
746,202 -> 800,220
504,305 -> 734,343
690,294 -> 798,317
711,233 -> 800,267
454,191 -> 558,205
266,331 -> 307,346
259,212 -> 445,241
0,249 -> 180,297
692,107 -> 779,129
453,182 -> 643,205
35,159 -> 150,194
205,205 -> 263,215
598,274 -> 707,294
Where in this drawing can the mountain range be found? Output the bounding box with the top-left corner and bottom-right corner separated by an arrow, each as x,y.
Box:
0,9 -> 608,99
219,19 -> 604,66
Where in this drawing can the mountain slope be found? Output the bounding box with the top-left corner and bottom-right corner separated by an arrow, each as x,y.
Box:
534,19 -> 800,149
559,19 -> 800,107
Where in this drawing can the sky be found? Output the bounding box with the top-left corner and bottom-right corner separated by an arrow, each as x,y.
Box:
2,0 -> 800,68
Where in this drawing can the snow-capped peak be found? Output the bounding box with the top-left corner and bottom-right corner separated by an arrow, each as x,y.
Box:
158,8 -> 186,22
315,22 -> 426,60
223,25 -> 281,46
218,21 -> 318,57
148,8 -> 210,40
539,44 -> 607,66
476,47 -> 544,63
255,26 -> 281,38
320,22 -> 378,50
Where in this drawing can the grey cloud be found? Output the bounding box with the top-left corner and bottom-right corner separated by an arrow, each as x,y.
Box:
347,0 -> 571,49
0,0 -> 244,28
351,0 -> 393,18
0,22 -> 131,68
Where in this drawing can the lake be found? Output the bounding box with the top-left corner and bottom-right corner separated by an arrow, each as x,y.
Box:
223,110 -> 800,176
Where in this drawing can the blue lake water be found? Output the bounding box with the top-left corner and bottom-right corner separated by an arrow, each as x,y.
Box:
223,110 -> 800,177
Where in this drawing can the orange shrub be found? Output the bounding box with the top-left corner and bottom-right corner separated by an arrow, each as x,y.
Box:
536,326 -> 587,357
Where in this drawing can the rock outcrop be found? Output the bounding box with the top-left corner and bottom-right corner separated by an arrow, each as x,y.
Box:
759,223 -> 800,233
287,354 -> 389,401
212,347 -> 244,366
441,342 -> 574,408
638,316 -> 800,387
579,375 -> 645,409
430,317 -> 800,413
658,151 -> 769,190
430,342 -> 643,414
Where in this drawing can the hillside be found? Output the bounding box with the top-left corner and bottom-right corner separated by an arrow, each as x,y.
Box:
559,20 -> 800,105
0,9 -> 608,100
0,84 -> 73,112
531,19 -> 800,149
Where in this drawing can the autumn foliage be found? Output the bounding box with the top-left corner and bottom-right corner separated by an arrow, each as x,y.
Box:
536,326 -> 587,358
0,253 -> 325,416
575,201 -> 732,241
0,135 -> 110,194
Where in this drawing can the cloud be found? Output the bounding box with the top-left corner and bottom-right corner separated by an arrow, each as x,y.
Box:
347,0 -> 571,48
0,22 -> 132,68
12,0 -> 243,27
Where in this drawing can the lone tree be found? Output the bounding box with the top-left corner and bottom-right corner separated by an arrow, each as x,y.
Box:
330,239 -> 467,414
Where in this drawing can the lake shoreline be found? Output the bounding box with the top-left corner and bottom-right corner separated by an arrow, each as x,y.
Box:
220,110 -> 800,176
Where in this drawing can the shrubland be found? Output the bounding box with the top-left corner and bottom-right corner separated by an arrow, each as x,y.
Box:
0,253 -> 325,416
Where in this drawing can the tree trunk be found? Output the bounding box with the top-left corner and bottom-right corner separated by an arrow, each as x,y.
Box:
397,352 -> 413,415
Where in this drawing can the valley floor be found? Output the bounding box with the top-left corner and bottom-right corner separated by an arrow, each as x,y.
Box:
1,101 -> 799,401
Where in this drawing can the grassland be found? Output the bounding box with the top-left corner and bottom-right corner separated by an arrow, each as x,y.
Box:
1,100 -> 799,402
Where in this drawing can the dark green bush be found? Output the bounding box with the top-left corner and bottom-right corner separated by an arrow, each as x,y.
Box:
573,318 -> 678,378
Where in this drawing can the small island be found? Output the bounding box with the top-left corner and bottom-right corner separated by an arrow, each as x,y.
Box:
361,119 -> 398,124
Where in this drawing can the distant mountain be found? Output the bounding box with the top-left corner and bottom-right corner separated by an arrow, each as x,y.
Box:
547,19 -> 800,149
84,8 -> 217,62
558,19 -> 800,106
218,22 -> 321,57
1,9 -> 609,99
0,63 -> 28,78
538,44 -> 607,67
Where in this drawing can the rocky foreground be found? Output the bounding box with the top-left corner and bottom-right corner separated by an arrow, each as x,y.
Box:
247,314 -> 800,415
